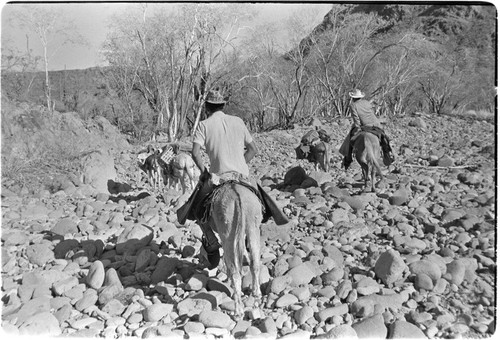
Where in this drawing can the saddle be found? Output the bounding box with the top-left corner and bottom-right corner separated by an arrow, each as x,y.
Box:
177,170 -> 289,226
350,126 -> 395,166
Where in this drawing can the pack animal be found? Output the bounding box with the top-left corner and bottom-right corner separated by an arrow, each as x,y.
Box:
310,141 -> 330,172
352,131 -> 383,192
140,145 -> 167,191
160,144 -> 198,193
295,129 -> 331,171
208,181 -> 263,316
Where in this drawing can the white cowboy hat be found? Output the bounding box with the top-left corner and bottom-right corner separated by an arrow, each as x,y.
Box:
205,90 -> 227,104
348,89 -> 365,98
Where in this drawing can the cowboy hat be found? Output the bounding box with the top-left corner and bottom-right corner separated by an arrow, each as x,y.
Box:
349,89 -> 365,98
205,90 -> 227,104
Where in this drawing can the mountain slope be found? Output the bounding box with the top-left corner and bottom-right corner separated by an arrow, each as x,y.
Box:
299,3 -> 495,55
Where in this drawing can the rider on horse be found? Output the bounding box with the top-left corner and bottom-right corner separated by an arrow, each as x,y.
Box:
179,89 -> 287,269
340,89 -> 395,169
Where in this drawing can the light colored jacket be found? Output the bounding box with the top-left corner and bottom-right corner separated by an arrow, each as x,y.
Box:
193,111 -> 253,176
351,99 -> 381,128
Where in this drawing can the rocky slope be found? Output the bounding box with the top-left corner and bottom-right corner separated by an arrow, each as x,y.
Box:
1,112 -> 496,338
1,98 -> 130,195
302,4 -> 496,50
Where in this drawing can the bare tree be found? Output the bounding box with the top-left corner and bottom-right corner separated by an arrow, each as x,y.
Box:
263,8 -> 321,128
363,32 -> 439,116
419,64 -> 467,115
228,21 -> 279,130
184,3 -> 257,135
1,36 -> 41,100
10,4 -> 86,112
1,36 -> 40,72
304,8 -> 387,118
102,3 -> 256,140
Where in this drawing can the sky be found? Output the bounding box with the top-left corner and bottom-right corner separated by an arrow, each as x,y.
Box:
1,2 -> 333,71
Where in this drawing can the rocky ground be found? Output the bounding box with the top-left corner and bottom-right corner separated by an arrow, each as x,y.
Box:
1,112 -> 496,339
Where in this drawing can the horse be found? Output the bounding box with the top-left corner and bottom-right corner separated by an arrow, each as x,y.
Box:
309,141 -> 330,172
139,145 -> 168,191
160,144 -> 198,194
295,128 -> 331,172
352,131 -> 383,192
209,181 -> 263,317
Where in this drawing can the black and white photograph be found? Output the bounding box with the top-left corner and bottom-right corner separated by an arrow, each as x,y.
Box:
1,1 -> 496,339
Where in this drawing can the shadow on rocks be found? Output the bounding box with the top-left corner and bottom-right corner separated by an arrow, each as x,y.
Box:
108,191 -> 151,204
273,166 -> 319,193
107,179 -> 133,195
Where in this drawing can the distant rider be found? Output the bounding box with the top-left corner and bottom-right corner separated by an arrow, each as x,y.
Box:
339,89 -> 394,169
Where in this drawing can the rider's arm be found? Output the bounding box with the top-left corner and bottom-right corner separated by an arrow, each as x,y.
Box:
192,142 -> 206,173
244,141 -> 258,164
351,102 -> 361,129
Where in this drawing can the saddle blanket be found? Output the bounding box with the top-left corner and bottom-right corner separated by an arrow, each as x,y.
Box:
177,171 -> 289,226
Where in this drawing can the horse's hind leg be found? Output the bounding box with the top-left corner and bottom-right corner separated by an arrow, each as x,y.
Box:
370,163 -> 376,192
223,237 -> 244,316
372,161 -> 384,192
318,154 -> 325,172
149,170 -> 156,191
180,171 -> 188,194
218,206 -> 246,316
233,274 -> 244,316
361,163 -> 370,192
246,217 -> 261,298
323,145 -> 330,172
186,167 -> 196,190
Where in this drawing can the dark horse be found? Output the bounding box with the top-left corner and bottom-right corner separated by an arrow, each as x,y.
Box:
353,131 -> 383,192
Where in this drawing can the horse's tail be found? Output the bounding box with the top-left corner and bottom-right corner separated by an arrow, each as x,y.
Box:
323,142 -> 330,171
364,134 -> 383,179
232,184 -> 247,274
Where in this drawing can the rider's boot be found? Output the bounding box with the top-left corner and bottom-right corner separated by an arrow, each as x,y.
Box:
201,223 -> 221,269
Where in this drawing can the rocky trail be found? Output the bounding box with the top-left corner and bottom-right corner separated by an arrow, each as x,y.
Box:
1,112 -> 496,339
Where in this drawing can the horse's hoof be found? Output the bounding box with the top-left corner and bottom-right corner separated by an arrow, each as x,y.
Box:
252,293 -> 262,307
234,309 -> 244,319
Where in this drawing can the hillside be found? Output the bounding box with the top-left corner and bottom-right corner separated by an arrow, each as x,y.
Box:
1,3 -> 496,137
1,67 -> 112,118
1,98 -> 130,195
301,4 -> 495,51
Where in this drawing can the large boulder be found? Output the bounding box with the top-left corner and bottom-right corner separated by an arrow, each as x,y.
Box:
284,166 -> 308,186
81,150 -> 117,193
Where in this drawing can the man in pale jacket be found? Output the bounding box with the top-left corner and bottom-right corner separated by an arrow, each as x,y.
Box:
340,89 -> 394,169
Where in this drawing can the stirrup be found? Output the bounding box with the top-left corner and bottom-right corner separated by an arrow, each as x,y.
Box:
383,151 -> 395,166
201,235 -> 220,254
342,158 -> 351,170
201,236 -> 220,269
